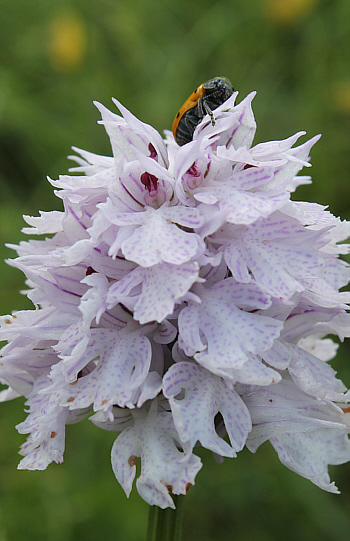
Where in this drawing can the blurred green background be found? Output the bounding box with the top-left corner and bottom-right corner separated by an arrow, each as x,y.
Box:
1,0 -> 350,539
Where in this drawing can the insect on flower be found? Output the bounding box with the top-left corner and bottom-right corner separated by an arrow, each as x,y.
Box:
172,76 -> 234,146
1,82 -> 350,510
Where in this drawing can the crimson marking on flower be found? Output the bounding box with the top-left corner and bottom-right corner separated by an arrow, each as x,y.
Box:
4,319 -> 12,324
187,162 -> 201,177
165,484 -> 173,493
128,455 -> 137,467
342,406 -> 350,413
148,143 -> 158,160
50,431 -> 57,439
67,396 -> 75,403
185,483 -> 192,493
140,172 -> 158,193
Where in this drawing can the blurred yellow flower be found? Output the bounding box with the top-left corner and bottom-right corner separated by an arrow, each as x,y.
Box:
265,0 -> 319,23
332,81 -> 350,114
49,11 -> 86,70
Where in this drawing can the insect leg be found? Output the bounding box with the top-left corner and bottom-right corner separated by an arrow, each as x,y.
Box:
203,101 -> 216,126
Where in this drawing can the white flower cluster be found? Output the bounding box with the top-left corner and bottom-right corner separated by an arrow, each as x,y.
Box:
1,91 -> 350,508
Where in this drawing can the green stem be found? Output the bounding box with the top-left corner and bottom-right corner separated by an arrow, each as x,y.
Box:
146,495 -> 184,541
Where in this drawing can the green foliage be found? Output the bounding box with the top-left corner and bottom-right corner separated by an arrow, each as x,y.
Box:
0,0 -> 350,539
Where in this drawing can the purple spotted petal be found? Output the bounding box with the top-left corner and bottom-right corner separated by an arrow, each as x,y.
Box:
163,363 -> 252,456
121,207 -> 204,267
107,262 -> 200,324
270,429 -> 350,493
288,344 -> 349,401
111,403 -> 202,508
241,377 -> 350,491
178,280 -> 283,377
58,328 -> 152,410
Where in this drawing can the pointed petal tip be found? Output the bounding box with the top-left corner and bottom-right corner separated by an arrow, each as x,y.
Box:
111,97 -> 125,114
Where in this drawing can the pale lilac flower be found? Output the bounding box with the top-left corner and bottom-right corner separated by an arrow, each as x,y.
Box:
1,90 -> 350,509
